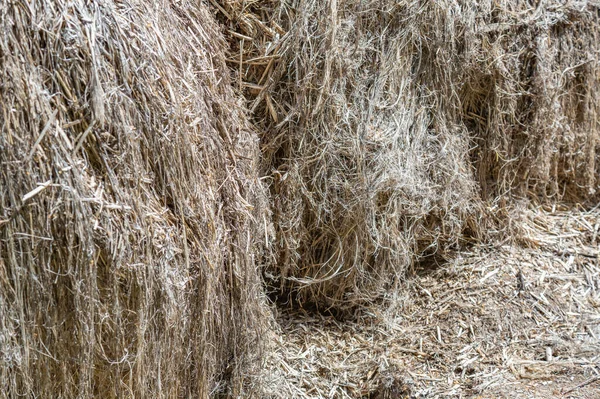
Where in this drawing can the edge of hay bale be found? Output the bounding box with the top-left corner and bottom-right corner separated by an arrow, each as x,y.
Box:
0,0 -> 271,397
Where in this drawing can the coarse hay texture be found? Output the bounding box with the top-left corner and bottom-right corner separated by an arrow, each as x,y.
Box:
218,0 -> 485,309
0,0 -> 270,397
258,205 -> 600,398
215,0 -> 599,309
460,1 -> 600,202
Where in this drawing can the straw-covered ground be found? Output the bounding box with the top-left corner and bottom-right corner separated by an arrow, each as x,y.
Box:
257,205 -> 600,398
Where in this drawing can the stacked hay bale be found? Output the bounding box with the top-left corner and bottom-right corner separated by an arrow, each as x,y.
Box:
460,1 -> 600,202
0,0 -> 270,397
216,0 -> 480,309
216,0 -> 599,309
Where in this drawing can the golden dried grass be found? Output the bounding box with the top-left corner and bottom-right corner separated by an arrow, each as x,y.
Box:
462,1 -> 600,202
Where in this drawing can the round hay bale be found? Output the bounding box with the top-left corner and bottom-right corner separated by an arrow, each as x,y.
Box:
0,0 -> 270,397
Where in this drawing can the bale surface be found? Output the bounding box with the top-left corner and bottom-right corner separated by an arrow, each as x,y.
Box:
0,0 -> 269,397
216,0 -> 599,309
460,1 -> 600,202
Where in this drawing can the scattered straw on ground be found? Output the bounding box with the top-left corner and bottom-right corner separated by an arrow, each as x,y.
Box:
257,206 -> 600,398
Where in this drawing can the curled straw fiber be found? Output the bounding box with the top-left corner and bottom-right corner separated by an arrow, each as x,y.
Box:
217,0 -> 599,309
0,0 -> 270,397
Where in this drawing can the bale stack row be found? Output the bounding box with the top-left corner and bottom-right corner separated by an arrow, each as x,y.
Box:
1,0 -> 598,397
216,0 -> 599,309
461,1 -> 600,202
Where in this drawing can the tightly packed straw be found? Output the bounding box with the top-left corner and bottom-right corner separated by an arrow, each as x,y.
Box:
216,0 -> 599,309
1,0 -> 598,395
0,0 -> 269,397
461,1 -> 600,202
